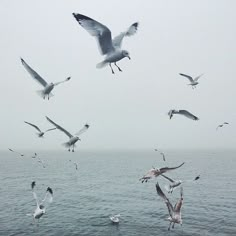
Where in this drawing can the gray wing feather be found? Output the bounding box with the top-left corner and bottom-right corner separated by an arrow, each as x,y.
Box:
46,116 -> 73,138
24,121 -> 41,132
194,73 -> 204,82
179,110 -> 199,120
21,58 -> 48,87
72,13 -> 114,55
179,73 -> 194,83
160,162 -> 185,173
112,22 -> 139,48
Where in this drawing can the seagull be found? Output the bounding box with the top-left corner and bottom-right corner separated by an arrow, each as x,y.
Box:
110,214 -> 120,224
32,153 -> 37,158
168,110 -> 199,121
156,182 -> 183,230
139,162 -> 185,183
72,13 -> 139,74
179,73 -> 204,89
21,58 -> 71,100
160,152 -> 166,161
46,116 -> 90,152
30,181 -> 53,223
161,174 -> 182,193
74,162 -> 78,170
8,148 -> 24,157
216,122 -> 229,130
24,121 -> 56,137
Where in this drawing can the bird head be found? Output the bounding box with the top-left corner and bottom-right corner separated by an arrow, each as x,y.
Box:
122,50 -> 131,60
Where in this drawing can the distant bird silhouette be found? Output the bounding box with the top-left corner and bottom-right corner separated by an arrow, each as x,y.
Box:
24,121 -> 56,137
168,110 -> 199,121
8,148 -> 24,157
179,73 -> 204,89
216,122 -> 229,130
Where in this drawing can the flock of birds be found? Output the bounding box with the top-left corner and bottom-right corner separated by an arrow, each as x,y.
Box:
6,12 -> 230,230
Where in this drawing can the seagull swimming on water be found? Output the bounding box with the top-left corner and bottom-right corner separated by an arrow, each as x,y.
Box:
21,58 -> 71,100
139,162 -> 185,183
24,121 -> 56,137
156,182 -> 183,230
168,110 -> 199,121
46,116 -> 89,152
72,13 -> 139,74
179,73 -> 204,89
29,181 -> 53,224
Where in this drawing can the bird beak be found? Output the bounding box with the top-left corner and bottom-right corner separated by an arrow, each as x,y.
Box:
127,56 -> 131,60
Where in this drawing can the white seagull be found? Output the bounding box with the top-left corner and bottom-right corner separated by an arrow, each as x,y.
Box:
168,109 -> 199,121
46,116 -> 90,152
21,58 -> 71,100
139,162 -> 185,183
156,182 -> 183,230
24,121 -> 56,137
30,181 -> 53,223
179,73 -> 204,89
110,214 -> 120,224
72,13 -> 139,74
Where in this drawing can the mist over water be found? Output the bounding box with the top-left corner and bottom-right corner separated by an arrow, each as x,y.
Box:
1,149 -> 236,236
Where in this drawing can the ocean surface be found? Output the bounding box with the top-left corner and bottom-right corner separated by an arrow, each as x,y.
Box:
0,149 -> 236,236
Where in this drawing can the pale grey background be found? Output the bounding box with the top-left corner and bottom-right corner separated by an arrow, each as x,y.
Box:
0,0 -> 235,150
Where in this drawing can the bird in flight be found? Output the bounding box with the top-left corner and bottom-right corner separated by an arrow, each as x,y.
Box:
168,110 -> 199,121
179,73 -> 204,89
72,13 -> 139,74
21,58 -> 71,100
216,122 -> 229,130
24,121 -> 56,137
8,148 -> 24,157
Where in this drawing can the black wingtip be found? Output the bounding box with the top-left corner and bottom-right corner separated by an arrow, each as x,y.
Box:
72,13 -> 93,22
31,181 -> 36,190
20,58 -> 25,64
47,187 -> 53,195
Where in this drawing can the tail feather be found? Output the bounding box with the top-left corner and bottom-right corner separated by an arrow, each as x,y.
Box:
96,61 -> 108,69
36,90 -> 54,99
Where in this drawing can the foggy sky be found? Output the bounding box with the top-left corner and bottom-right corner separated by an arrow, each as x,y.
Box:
1,0 -> 236,150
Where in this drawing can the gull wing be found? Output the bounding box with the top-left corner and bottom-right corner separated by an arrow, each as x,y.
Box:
159,162 -> 185,173
194,73 -> 204,82
41,187 -> 53,207
73,13 -> 114,55
31,181 -> 39,207
174,187 -> 183,213
112,22 -> 139,48
46,116 -> 73,138
156,182 -> 174,217
160,152 -> 166,161
21,58 -> 48,87
161,174 -> 175,183
53,77 -> 71,86
75,123 -> 90,136
179,73 -> 194,83
44,127 -> 57,133
24,121 -> 41,132
178,110 -> 199,120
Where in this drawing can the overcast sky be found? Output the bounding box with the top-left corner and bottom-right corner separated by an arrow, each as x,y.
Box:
0,0 -> 236,150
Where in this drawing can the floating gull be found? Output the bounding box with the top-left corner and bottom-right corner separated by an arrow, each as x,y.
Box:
46,116 -> 90,152
216,122 -> 229,130
168,110 -> 199,121
21,58 -> 71,100
139,162 -> 185,183
156,182 -> 183,230
179,73 -> 204,89
24,121 -> 56,137
8,148 -> 24,157
30,181 -> 53,223
72,13 -> 139,74
110,214 -> 120,224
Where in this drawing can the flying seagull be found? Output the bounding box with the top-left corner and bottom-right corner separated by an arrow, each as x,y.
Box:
160,152 -> 166,161
72,13 -> 139,74
179,73 -> 204,89
161,174 -> 182,194
8,148 -> 24,157
168,110 -> 199,121
29,181 -> 53,223
139,162 -> 185,183
21,58 -> 71,100
156,182 -> 183,230
46,116 -> 90,152
216,122 -> 229,130
24,121 -> 56,137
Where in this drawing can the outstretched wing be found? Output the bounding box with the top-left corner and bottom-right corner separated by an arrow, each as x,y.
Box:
160,162 -> 185,173
75,123 -> 90,136
156,182 -> 174,217
31,181 -> 39,207
178,110 -> 199,120
41,187 -> 53,207
179,73 -> 194,83
21,58 -> 48,87
161,174 -> 175,183
44,128 -> 57,133
194,73 -> 204,82
174,187 -> 183,213
46,116 -> 73,138
73,13 -> 114,55
112,22 -> 139,48
24,121 -> 41,132
53,77 -> 71,86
